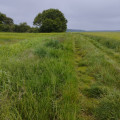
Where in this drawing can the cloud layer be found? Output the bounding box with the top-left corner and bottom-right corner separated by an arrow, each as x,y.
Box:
0,0 -> 120,30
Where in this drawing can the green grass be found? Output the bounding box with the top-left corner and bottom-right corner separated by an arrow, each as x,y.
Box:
0,32 -> 120,120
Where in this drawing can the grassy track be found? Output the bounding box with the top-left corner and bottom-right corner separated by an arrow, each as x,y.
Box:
0,32 -> 120,120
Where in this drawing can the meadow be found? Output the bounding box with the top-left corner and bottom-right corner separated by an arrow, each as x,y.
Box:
0,32 -> 120,120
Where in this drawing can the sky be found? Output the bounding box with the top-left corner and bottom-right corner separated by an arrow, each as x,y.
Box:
0,0 -> 120,30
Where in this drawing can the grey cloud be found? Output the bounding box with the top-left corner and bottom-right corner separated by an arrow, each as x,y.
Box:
0,0 -> 120,30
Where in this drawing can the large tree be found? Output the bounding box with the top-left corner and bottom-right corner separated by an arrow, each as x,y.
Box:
33,9 -> 67,32
0,12 -> 14,32
0,12 -> 13,25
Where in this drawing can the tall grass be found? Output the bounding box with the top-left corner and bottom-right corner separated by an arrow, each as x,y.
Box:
0,33 -> 80,120
0,32 -> 120,120
82,33 -> 120,52
74,33 -> 120,120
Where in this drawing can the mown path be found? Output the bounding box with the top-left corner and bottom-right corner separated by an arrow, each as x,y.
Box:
88,37 -> 120,72
74,34 -> 120,119
74,36 -> 96,120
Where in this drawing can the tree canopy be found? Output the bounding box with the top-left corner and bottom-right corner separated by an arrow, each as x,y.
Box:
0,9 -> 67,33
0,12 -> 14,32
0,12 -> 14,25
14,22 -> 31,33
33,9 -> 67,32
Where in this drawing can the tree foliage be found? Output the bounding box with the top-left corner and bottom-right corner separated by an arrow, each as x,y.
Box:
33,9 -> 67,32
0,9 -> 67,33
0,12 -> 14,25
33,13 -> 42,27
14,22 -> 31,33
0,12 -> 14,32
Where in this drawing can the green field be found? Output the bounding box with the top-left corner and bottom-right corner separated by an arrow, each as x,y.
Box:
0,32 -> 120,120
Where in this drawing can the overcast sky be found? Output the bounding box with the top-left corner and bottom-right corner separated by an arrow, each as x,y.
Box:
0,0 -> 120,30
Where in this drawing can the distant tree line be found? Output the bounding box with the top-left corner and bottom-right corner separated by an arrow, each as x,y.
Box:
0,12 -> 40,33
0,9 -> 67,33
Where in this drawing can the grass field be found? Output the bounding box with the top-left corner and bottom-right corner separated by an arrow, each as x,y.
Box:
0,32 -> 120,120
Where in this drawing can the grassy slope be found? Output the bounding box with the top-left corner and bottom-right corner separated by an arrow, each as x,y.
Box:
0,32 -> 120,120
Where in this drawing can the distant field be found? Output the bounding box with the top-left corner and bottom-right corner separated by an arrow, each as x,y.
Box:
0,32 -> 120,120
83,32 -> 120,41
